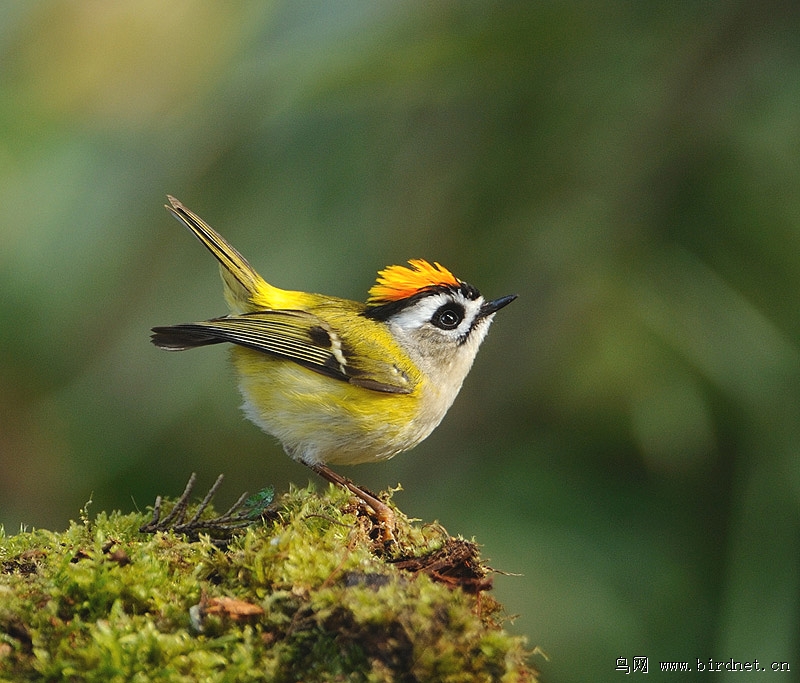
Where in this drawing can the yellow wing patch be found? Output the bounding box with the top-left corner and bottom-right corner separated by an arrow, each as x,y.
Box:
151,310 -> 415,394
367,259 -> 460,305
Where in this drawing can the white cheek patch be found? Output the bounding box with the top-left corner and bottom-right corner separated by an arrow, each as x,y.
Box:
458,299 -> 485,335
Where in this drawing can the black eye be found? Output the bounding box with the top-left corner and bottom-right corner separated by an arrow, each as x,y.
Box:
431,304 -> 464,330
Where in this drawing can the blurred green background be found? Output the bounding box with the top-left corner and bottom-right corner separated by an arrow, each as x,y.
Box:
2,2 -> 799,680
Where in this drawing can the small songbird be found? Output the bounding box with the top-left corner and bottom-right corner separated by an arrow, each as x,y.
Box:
152,197 -> 516,538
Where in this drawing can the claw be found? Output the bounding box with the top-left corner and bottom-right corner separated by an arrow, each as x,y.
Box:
309,463 -> 396,544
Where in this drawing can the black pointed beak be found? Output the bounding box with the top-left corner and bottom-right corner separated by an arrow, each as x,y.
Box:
479,294 -> 517,319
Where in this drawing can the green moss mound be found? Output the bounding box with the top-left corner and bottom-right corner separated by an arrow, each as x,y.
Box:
0,484 -> 538,682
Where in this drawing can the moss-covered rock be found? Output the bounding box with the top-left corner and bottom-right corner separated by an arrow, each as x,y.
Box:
0,484 -> 538,682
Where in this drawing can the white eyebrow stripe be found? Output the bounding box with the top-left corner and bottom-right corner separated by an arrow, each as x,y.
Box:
387,291 -> 484,335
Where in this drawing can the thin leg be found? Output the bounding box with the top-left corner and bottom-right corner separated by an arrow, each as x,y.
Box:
308,463 -> 395,543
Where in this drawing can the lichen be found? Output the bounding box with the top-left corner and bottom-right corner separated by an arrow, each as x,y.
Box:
0,484 -> 539,682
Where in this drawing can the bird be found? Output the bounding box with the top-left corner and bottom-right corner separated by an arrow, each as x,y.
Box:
151,196 -> 516,540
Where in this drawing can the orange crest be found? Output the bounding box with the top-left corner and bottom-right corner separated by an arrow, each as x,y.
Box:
367,259 -> 460,305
